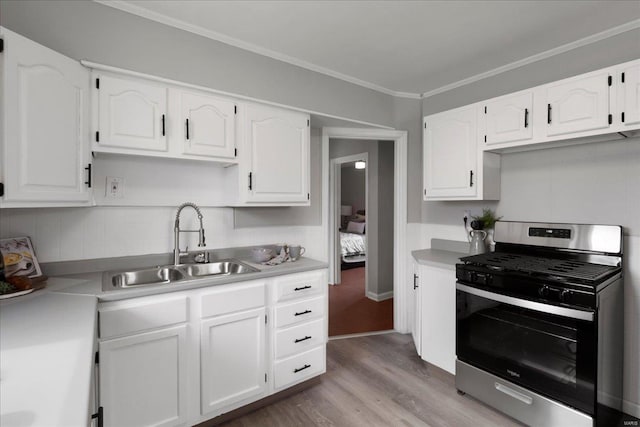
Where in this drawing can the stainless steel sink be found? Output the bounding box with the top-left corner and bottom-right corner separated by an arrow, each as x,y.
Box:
109,266 -> 186,288
103,259 -> 259,291
186,260 -> 258,277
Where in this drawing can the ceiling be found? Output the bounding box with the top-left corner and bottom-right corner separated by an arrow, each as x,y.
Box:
101,1 -> 640,97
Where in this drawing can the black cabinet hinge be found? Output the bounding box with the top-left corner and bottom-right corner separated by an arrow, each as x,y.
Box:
622,72 -> 625,83
94,351 -> 99,364
608,75 -> 612,86
0,183 -> 4,197
234,148 -> 237,157
622,112 -> 625,123
0,39 -> 4,53
608,114 -> 613,125
95,78 -> 100,89
96,131 -> 100,142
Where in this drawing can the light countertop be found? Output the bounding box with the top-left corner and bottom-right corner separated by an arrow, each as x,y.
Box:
411,248 -> 467,271
0,255 -> 327,426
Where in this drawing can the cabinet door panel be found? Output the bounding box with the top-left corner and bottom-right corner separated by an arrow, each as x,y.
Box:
97,74 -> 168,151
424,106 -> 477,198
621,63 -> 640,127
100,325 -> 188,427
2,29 -> 90,203
420,266 -> 455,374
180,91 -> 236,158
200,307 -> 266,416
546,73 -> 609,137
485,92 -> 533,145
245,104 -> 309,203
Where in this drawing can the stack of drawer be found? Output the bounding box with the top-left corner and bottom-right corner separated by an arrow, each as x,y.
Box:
271,270 -> 327,390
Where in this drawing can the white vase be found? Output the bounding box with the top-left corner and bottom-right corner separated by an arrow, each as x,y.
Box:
486,228 -> 495,252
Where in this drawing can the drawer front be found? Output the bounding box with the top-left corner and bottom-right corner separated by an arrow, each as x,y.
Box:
274,270 -> 325,303
275,319 -> 324,359
99,295 -> 188,339
274,346 -> 325,390
275,296 -> 325,328
201,281 -> 265,318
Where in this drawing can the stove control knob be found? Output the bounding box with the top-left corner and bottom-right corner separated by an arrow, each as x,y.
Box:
538,285 -> 550,298
560,289 -> 572,303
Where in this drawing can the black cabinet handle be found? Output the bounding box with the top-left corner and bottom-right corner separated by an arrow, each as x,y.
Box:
547,104 -> 552,124
524,108 -> 529,128
294,310 -> 312,316
295,336 -> 312,343
186,118 -> 190,140
162,114 -> 166,136
294,285 -> 311,291
91,406 -> 103,427
469,170 -> 474,187
248,172 -> 252,190
413,273 -> 418,290
84,164 -> 92,188
294,364 -> 311,373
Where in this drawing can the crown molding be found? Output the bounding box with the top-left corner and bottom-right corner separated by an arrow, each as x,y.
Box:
420,19 -> 640,99
94,1 -> 638,101
94,0 -> 421,99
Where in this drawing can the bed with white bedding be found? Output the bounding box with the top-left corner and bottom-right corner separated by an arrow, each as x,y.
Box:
340,230 -> 366,263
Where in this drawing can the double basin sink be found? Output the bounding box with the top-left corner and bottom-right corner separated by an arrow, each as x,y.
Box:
103,259 -> 259,291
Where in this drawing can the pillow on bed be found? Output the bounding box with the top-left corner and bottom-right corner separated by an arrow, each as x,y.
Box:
346,221 -> 365,234
350,214 -> 366,223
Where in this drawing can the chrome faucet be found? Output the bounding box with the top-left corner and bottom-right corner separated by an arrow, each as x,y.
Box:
174,202 -> 207,265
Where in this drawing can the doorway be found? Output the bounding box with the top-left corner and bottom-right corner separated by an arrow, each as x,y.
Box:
326,137 -> 397,336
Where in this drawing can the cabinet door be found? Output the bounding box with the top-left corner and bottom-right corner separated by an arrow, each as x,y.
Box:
424,106 -> 477,199
179,90 -> 236,159
420,266 -> 456,374
411,262 -> 421,356
99,325 -> 188,427
484,92 -> 533,145
200,307 -> 266,416
619,62 -> 640,127
96,74 -> 168,152
545,72 -> 610,137
244,104 -> 310,203
1,28 -> 91,204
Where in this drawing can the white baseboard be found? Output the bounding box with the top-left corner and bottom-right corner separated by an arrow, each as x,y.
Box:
623,399 -> 640,419
366,290 -> 394,302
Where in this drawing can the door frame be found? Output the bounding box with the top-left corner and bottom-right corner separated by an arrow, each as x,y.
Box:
322,127 -> 408,333
330,152 -> 370,293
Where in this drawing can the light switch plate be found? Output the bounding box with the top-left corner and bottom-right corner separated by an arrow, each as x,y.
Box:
105,176 -> 124,198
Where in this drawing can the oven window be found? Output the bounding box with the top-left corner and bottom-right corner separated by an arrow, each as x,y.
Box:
457,288 -> 596,414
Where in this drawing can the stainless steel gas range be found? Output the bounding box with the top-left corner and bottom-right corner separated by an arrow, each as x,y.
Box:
455,221 -> 624,427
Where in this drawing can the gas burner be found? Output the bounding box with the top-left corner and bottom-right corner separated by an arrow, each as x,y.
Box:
486,265 -> 504,272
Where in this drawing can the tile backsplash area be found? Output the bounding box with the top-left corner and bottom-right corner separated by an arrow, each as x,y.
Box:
0,207 -> 324,263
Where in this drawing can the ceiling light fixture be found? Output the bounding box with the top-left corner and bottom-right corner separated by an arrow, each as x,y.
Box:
355,161 -> 366,169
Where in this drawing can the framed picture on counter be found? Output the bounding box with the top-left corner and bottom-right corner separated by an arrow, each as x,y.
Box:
0,237 -> 43,279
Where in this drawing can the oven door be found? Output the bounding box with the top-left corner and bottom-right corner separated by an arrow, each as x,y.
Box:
456,282 -> 596,415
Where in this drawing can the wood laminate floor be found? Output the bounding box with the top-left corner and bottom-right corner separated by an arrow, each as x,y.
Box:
220,333 -> 522,427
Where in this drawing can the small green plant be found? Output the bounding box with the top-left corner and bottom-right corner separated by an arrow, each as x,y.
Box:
472,209 -> 503,230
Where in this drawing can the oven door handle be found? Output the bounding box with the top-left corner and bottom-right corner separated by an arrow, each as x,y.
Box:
456,283 -> 594,322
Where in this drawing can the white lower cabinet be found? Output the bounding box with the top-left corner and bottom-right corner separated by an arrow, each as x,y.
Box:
411,261 -> 422,357
99,325 -> 188,427
97,269 -> 327,426
418,264 -> 456,375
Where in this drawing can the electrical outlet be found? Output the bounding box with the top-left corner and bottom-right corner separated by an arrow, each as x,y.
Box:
106,176 -> 124,198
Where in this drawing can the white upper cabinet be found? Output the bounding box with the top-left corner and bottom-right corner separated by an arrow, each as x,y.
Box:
1,28 -> 92,207
484,91 -> 533,145
242,103 -> 310,204
95,74 -> 168,152
177,90 -> 236,159
618,61 -> 640,127
424,106 -> 478,199
544,71 -> 610,137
